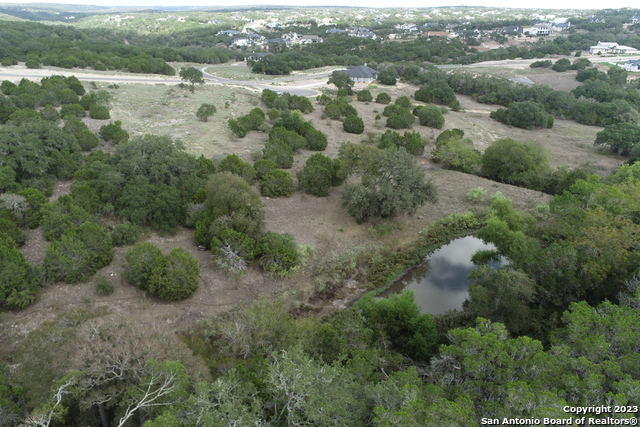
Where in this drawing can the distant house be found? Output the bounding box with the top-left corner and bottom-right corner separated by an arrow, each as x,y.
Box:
348,27 -> 377,40
590,42 -> 639,54
245,52 -> 273,61
553,22 -> 571,32
624,59 -> 640,72
217,30 -> 243,36
421,22 -> 440,29
300,35 -> 323,44
494,25 -> 524,34
630,16 -> 640,24
589,17 -> 606,24
395,23 -> 418,32
528,23 -> 551,36
326,28 -> 348,34
340,65 -> 379,83
232,38 -> 251,47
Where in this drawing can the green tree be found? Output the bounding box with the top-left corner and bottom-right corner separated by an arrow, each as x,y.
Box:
376,92 -> 391,104
414,105 -> 445,129
99,120 -> 129,143
261,170 -> 295,197
356,89 -> 373,102
122,242 -> 165,290
433,137 -> 481,173
297,153 -> 344,197
594,122 -> 640,156
481,138 -> 550,190
254,158 -> 277,180
218,154 -> 256,183
327,71 -> 354,94
196,103 -> 216,122
490,101 -> 553,130
88,104 -> 110,120
179,66 -> 205,93
341,148 -> 438,222
552,58 -> 571,72
343,116 -> 365,134
204,171 -> 265,238
467,266 -> 537,334
148,247 -> 199,300
263,140 -> 294,169
228,119 -> 247,138
258,232 -> 299,275
360,290 -> 437,361
378,69 -> 397,85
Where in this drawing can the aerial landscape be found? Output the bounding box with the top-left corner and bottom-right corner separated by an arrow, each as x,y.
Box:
0,1 -> 639,425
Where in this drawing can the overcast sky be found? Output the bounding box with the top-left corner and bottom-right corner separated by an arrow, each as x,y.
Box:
0,0 -> 637,10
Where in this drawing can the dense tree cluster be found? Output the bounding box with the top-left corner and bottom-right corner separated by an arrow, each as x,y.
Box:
446,70 -> 639,127
490,101 -> 554,130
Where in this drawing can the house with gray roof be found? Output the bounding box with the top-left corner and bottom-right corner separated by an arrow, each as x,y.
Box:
624,59 -> 640,72
340,65 -> 379,83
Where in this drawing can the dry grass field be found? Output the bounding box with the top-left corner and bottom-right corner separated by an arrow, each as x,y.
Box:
8,64 -> 627,336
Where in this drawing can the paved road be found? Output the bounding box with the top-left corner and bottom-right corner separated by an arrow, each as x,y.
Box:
0,64 -> 334,97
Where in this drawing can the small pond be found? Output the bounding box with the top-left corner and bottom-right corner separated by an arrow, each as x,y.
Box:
382,236 -> 503,315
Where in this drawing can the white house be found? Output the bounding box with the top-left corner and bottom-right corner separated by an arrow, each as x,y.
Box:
590,42 -> 639,54
624,59 -> 640,72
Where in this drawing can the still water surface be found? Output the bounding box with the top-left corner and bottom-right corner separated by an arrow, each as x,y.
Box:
382,236 -> 499,315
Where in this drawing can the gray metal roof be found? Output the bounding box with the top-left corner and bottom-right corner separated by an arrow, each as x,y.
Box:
344,65 -> 379,79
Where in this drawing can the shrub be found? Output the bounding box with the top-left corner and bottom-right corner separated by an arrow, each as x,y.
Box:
305,128 -> 328,151
254,158 -> 277,180
95,275 -> 115,295
25,59 -> 39,69
386,113 -> 413,129
467,187 -> 488,203
260,170 -> 295,197
433,138 -> 482,173
122,242 -> 165,290
297,153 -> 343,197
414,105 -> 445,129
356,90 -> 373,102
490,101 -> 553,130
437,128 -> 465,144
89,104 -> 110,120
111,221 -> 143,246
395,96 -> 412,109
196,103 -> 216,121
79,93 -> 96,110
376,92 -> 391,104
204,171 -> 265,239
343,116 -> 365,134
414,80 -> 458,108
378,69 -> 397,85
481,138 -> 550,190
40,105 -> 60,122
147,247 -> 199,301
267,107 -> 280,120
77,129 -> 99,151
259,232 -> 300,275
99,120 -> 129,143
269,126 -> 305,152
218,154 -> 256,183
530,60 -> 552,68
263,140 -> 294,169
552,58 -> 571,72
228,119 -> 247,138
60,104 -> 85,119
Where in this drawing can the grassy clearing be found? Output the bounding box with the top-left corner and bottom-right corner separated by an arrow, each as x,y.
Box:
104,81 -> 266,159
